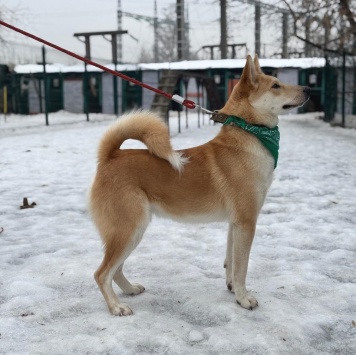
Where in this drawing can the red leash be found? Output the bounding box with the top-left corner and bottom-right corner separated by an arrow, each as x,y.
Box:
0,20 -> 207,111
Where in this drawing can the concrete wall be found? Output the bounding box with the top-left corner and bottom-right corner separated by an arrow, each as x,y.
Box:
142,71 -> 158,109
63,79 -> 83,113
28,78 -> 43,114
102,73 -> 122,115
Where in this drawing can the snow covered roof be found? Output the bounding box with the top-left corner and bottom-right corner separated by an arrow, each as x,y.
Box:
14,57 -> 326,74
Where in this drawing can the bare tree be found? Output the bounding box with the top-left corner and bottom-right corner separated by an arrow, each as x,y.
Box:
137,5 -> 177,63
139,3 -> 200,63
156,5 -> 177,62
0,2 -> 24,43
282,0 -> 356,55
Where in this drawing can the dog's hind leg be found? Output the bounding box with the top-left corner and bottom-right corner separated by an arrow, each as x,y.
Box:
95,247 -> 132,316
113,264 -> 145,295
113,220 -> 149,296
94,203 -> 150,316
224,223 -> 234,292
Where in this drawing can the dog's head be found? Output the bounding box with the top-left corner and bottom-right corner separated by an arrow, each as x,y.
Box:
222,55 -> 310,128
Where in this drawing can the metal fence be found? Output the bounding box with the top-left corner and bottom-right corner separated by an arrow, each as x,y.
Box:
1,54 -> 356,128
324,51 -> 356,128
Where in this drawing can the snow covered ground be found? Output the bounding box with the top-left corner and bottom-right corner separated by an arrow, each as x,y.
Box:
0,111 -> 355,355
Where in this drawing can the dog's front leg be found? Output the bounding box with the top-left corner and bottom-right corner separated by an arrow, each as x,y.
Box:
231,221 -> 258,310
224,223 -> 233,291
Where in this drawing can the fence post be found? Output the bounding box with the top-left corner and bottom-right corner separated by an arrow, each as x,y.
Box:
196,78 -> 200,128
341,51 -> 346,128
178,109 -> 181,133
3,85 -> 7,121
113,65 -> 118,117
183,77 -> 189,128
84,63 -> 89,121
112,34 -> 119,117
42,46 -> 49,126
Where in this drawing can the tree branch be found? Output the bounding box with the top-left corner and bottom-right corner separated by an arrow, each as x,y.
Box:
339,0 -> 356,35
283,0 -> 355,55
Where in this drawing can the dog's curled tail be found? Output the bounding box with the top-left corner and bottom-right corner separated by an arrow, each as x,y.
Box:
98,110 -> 187,172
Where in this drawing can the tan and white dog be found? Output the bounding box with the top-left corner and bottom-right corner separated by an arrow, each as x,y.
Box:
89,55 -> 310,316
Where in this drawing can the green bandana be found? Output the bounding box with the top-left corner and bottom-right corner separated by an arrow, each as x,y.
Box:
224,116 -> 280,169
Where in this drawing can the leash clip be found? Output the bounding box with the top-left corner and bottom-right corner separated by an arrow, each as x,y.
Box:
211,111 -> 228,124
172,95 -> 213,114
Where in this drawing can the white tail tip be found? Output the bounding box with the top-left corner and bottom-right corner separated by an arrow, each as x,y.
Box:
167,152 -> 189,173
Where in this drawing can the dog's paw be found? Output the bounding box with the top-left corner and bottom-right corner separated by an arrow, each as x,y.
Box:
236,295 -> 259,310
226,280 -> 233,292
131,283 -> 145,295
123,283 -> 145,296
110,303 -> 134,316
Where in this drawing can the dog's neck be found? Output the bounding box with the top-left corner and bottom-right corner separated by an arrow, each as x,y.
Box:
219,97 -> 279,128
211,110 -> 280,169
211,111 -> 266,127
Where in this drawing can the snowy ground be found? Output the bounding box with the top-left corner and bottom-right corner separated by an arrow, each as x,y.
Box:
0,111 -> 355,355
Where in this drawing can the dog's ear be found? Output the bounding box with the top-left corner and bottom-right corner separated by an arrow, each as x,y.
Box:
254,54 -> 263,74
240,55 -> 257,87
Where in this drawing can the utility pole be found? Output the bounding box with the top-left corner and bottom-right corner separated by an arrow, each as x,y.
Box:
185,6 -> 190,60
305,15 -> 311,57
282,12 -> 288,58
234,0 -> 290,58
154,0 -> 159,62
176,0 -> 185,60
255,3 -> 261,57
119,9 -> 191,61
117,0 -> 123,63
220,0 -> 227,59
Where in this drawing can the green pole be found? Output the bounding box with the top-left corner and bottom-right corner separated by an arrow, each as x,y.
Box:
113,64 -> 118,117
42,46 -> 49,126
341,51 -> 346,128
112,34 -> 119,117
84,62 -> 89,121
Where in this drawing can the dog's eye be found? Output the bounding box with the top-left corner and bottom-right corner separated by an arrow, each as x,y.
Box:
272,83 -> 280,89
